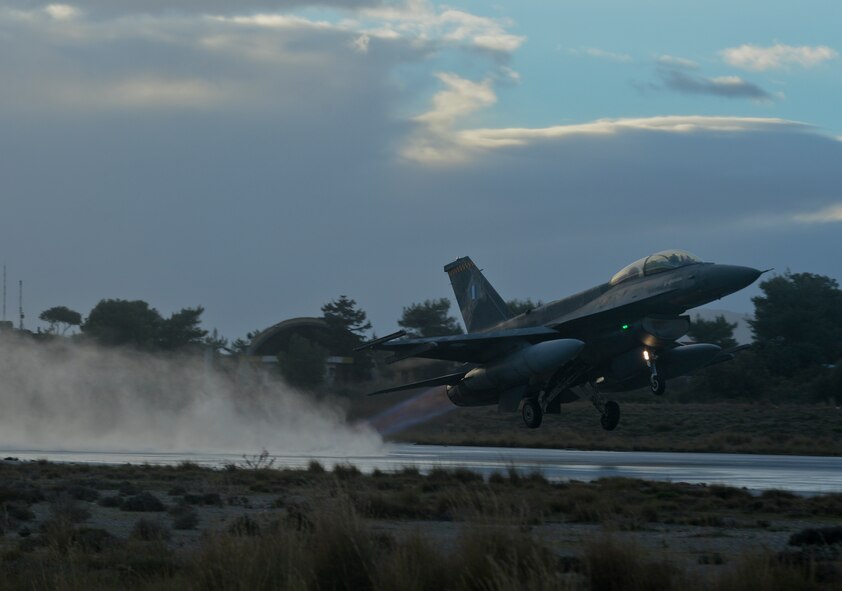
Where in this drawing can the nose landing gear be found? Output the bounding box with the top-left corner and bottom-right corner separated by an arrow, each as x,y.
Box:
644,350 -> 666,395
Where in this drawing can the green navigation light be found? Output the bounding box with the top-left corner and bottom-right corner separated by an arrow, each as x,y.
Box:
621,324 -> 629,330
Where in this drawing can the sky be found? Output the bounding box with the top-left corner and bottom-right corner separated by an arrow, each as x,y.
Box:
1,0 -> 840,340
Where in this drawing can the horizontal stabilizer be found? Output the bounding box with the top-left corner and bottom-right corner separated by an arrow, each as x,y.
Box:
354,330 -> 407,351
386,342 -> 437,364
367,371 -> 468,396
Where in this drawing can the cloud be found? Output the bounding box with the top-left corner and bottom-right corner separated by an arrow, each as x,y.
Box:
43,3 -> 79,20
71,76 -> 235,109
8,0 -> 382,17
453,116 -> 807,150
1,0 -> 841,342
352,33 -> 370,52
570,46 -> 632,63
793,203 -> 842,224
405,72 -> 496,162
405,72 -> 802,162
0,1 -> 449,113
657,54 -> 698,69
721,43 -> 839,71
658,67 -> 772,100
212,1 -> 525,54
438,8 -> 523,52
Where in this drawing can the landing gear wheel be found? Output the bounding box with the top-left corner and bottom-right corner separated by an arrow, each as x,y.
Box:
649,374 -> 666,396
600,401 -> 620,431
522,399 -> 543,429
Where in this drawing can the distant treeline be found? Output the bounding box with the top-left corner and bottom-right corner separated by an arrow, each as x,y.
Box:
21,271 -> 842,402
681,272 -> 841,403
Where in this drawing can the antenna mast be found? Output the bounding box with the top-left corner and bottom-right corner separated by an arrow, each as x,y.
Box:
18,279 -> 24,331
2,264 -> 6,321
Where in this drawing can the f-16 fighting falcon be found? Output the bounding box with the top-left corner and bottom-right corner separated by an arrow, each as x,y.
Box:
360,250 -> 763,431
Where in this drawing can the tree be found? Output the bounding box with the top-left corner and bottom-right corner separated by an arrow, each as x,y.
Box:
230,329 -> 263,355
39,306 -> 82,335
82,299 -> 210,351
322,295 -> 371,336
506,298 -> 543,316
687,315 -> 738,350
321,295 -> 371,352
157,306 -> 208,350
321,295 -> 372,380
203,329 -> 229,352
82,299 -> 162,348
398,298 -> 462,338
750,272 -> 842,377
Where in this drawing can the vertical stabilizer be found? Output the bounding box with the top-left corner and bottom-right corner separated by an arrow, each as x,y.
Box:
444,257 -> 511,332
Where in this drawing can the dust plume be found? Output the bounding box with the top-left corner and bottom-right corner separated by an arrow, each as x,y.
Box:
0,333 -> 383,455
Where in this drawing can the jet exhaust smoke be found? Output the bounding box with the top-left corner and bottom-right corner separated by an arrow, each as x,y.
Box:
368,387 -> 454,436
0,334 -> 383,456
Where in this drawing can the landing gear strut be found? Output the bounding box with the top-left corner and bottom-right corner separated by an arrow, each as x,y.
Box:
522,399 -> 543,429
601,401 -> 620,431
644,350 -> 666,395
586,381 -> 620,431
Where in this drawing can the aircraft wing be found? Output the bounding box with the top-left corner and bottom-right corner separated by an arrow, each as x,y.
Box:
367,371 -> 469,396
358,326 -> 565,364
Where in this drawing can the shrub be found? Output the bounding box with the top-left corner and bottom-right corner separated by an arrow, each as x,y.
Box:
456,523 -> 563,591
183,492 -> 223,506
49,494 -> 91,523
122,492 -> 166,512
227,515 -> 260,537
715,551 -> 821,591
131,518 -> 171,542
308,460 -> 325,473
118,481 -> 143,496
374,533 -> 450,591
0,483 -> 45,504
333,463 -> 361,480
77,527 -> 117,552
170,504 -> 200,530
3,502 -> 35,522
307,500 -> 375,591
66,485 -> 100,502
789,526 -> 842,546
583,534 -> 682,591
41,517 -> 78,555
98,494 -> 124,508
191,525 -> 306,590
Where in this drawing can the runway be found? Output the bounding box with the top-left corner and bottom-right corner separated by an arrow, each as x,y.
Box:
3,444 -> 841,495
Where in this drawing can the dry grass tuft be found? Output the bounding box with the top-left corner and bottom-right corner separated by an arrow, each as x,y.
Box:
583,534 -> 683,591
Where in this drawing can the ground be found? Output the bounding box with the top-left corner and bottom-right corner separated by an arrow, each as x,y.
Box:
2,458 -> 841,589
354,395 -> 842,456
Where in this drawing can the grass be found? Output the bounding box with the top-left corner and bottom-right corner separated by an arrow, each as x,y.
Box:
1,493 -> 836,590
1,460 -> 841,589
384,400 -> 842,456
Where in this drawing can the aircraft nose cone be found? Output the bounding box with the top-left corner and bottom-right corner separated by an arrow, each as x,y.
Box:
713,265 -> 763,294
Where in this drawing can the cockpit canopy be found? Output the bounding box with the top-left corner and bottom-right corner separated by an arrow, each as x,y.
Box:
610,250 -> 703,286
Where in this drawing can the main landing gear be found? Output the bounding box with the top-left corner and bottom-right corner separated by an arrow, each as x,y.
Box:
587,381 -> 620,431
522,399 -> 543,429
522,364 -> 588,429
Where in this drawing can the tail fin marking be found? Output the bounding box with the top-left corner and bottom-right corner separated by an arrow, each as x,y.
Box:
444,256 -> 511,333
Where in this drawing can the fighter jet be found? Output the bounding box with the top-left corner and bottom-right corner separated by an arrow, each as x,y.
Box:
360,250 -> 762,430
